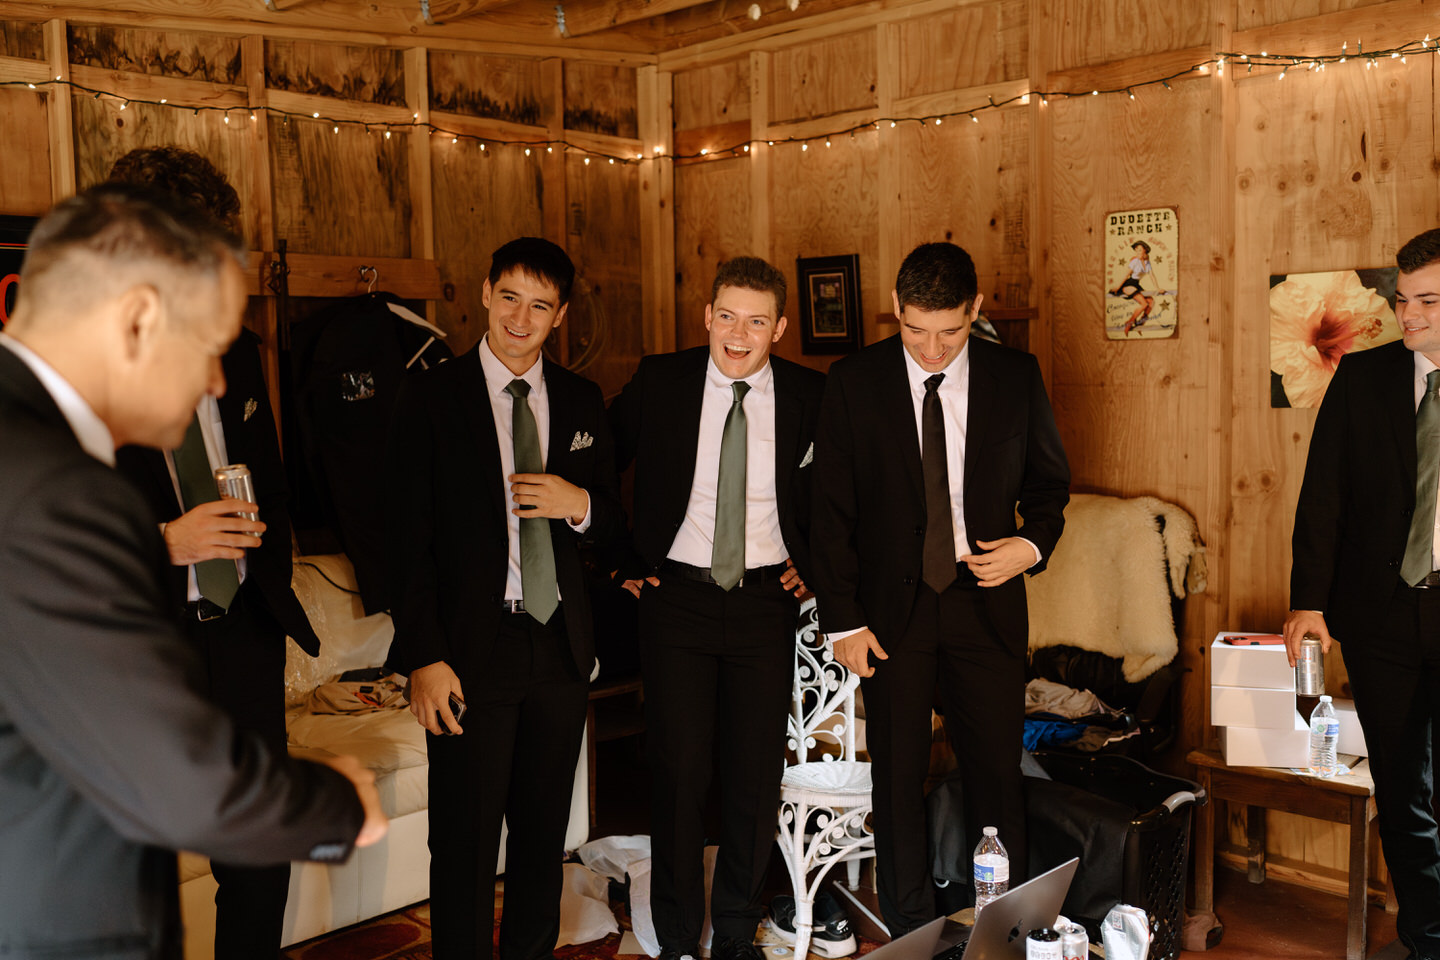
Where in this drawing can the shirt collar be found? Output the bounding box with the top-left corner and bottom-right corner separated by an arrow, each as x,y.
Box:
478,334 -> 545,398
0,334 -> 115,465
902,338 -> 970,395
705,353 -> 774,396
1416,350 -> 1438,381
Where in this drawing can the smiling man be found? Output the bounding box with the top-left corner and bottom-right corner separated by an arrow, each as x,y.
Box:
810,241 -> 1069,936
609,256 -> 825,960
384,237 -> 623,960
1287,228 -> 1440,960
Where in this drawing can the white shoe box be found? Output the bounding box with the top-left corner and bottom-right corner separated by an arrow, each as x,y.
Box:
1220,711 -> 1309,767
1333,697 -> 1369,757
1211,634 -> 1296,690
1211,683 -> 1297,729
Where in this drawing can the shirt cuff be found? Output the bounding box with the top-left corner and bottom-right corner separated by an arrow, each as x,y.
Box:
827,627 -> 867,644
566,491 -> 592,534
1020,537 -> 1042,569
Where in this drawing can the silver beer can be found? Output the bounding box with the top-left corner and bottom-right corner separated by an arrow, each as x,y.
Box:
1296,633 -> 1325,696
214,464 -> 260,536
1060,923 -> 1089,960
1026,928 -> 1062,960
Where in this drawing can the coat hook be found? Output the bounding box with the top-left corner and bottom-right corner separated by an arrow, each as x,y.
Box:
359,265 -> 378,293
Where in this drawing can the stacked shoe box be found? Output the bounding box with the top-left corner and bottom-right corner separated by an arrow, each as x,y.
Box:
1210,632 -> 1308,767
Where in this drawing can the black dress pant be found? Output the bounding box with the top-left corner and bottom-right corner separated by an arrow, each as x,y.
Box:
1344,583 -> 1440,960
427,609 -> 589,960
187,584 -> 292,960
861,580 -> 1026,936
640,575 -> 799,951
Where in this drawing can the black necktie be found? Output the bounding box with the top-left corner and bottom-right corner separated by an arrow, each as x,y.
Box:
922,373 -> 957,593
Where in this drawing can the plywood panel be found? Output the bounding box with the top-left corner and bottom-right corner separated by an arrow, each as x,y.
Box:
269,116 -> 411,258
431,139 -> 545,353
768,129 -> 879,372
0,20 -> 45,60
71,95 -> 257,239
1237,0 -> 1391,30
565,156 -> 642,398
564,61 -> 639,139
428,51 -> 548,126
895,0 -> 1026,100
673,157 -> 751,350
266,39 -> 405,107
769,30 -> 876,125
0,88 -> 51,215
673,58 -> 749,131
1048,0 -> 1207,72
68,25 -> 240,84
893,107 -> 1030,310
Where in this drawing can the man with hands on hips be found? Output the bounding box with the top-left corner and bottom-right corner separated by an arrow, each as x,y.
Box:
385,237 -> 622,960
810,242 -> 1069,937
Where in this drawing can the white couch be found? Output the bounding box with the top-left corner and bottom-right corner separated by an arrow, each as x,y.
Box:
179,554 -> 591,958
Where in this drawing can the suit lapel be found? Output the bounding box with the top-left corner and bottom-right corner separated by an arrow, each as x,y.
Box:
772,361 -> 802,524
543,358 -> 572,477
458,350 -> 508,526
963,340 -> 997,495
1387,344 -> 1419,495
880,339 -> 924,501
673,349 -> 708,495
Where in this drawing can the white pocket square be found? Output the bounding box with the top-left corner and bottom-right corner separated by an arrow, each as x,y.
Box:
798,442 -> 813,468
570,431 -> 594,452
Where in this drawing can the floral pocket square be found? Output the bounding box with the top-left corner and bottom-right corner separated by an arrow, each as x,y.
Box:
243,398 -> 258,422
570,431 -> 594,452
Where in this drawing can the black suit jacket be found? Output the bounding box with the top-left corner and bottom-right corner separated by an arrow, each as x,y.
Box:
607,346 -> 827,580
1292,339 -> 1419,643
114,329 -> 320,656
384,350 -> 623,679
810,335 -> 1070,654
0,345 -> 362,959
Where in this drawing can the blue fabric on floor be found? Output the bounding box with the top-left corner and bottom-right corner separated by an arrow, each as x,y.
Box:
1023,718 -> 1086,751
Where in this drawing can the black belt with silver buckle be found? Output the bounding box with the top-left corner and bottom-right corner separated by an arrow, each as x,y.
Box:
183,598 -> 229,622
659,558 -> 789,588
500,599 -> 563,614
1414,571 -> 1440,589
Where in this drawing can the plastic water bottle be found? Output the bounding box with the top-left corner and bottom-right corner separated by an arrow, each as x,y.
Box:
973,826 -> 1009,914
1308,695 -> 1339,777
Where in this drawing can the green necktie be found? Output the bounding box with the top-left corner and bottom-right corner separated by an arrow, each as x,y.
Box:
712,380 -> 751,591
172,412 -> 240,609
1403,369 -> 1440,586
507,379 -> 558,624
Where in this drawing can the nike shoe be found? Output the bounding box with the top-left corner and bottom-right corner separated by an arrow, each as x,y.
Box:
769,890 -> 858,958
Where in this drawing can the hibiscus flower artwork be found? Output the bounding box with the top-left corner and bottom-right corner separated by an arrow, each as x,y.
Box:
1269,268 -> 1401,408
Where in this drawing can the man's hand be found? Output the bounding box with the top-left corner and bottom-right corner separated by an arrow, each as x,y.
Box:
407,661 -> 465,736
314,753 -> 389,848
832,628 -> 888,678
780,559 -> 808,599
162,499 -> 264,566
510,473 -> 588,525
620,576 -> 660,599
961,538 -> 1034,587
1282,609 -> 1334,668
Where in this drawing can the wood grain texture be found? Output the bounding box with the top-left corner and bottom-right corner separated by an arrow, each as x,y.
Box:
0,18 -> 44,59
564,155 -> 642,397
894,0 -> 1025,100
672,56 -> 748,130
769,29 -> 876,124
1048,0 -> 1208,73
0,87 -> 50,213
67,23 -> 240,83
1236,0 -> 1390,30
673,157 -> 750,350
428,49 -> 548,125
269,113 -> 411,256
266,38 -> 405,106
563,60 -> 639,138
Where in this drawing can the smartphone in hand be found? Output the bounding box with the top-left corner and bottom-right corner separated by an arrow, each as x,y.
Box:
438,693 -> 467,733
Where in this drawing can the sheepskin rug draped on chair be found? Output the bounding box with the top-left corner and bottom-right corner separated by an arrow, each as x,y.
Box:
1025,493 -> 1206,682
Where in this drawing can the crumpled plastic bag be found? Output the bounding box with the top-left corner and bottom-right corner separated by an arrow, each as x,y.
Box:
558,861 -> 620,946
577,835 -> 720,956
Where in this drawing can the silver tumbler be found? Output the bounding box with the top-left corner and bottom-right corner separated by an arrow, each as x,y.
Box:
213,464 -> 260,537
1296,633 -> 1325,696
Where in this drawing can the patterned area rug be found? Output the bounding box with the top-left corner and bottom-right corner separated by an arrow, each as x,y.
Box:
282,883 -> 883,960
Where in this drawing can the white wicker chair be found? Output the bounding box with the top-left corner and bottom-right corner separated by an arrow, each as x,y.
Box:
774,598 -> 876,958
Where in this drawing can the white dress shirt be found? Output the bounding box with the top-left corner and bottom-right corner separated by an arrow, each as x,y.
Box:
478,335 -> 591,603
0,334 -> 114,465
667,356 -> 788,570
1414,351 -> 1440,571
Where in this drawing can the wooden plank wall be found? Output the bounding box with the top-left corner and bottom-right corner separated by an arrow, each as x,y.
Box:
661,0 -> 1434,896
0,17 -> 647,399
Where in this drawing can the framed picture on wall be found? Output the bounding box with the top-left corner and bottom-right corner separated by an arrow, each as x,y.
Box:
797,254 -> 861,355
0,216 -> 38,332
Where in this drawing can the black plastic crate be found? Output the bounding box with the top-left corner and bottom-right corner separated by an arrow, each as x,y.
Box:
1028,751 -> 1206,960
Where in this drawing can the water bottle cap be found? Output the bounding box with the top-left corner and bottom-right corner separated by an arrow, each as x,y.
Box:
983,826 -> 997,836
1319,695 -> 1332,702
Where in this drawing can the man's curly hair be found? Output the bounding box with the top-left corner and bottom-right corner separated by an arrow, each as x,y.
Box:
107,146 -> 242,234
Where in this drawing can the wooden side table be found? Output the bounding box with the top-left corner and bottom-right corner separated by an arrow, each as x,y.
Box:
1188,748 -> 1377,960
586,675 -> 645,828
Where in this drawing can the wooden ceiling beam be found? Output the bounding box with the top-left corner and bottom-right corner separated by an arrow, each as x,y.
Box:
559,0 -> 718,39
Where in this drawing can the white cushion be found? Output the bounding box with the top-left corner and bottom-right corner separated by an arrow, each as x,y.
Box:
780,759 -> 872,797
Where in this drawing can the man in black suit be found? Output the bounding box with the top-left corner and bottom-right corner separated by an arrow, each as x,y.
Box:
811,242 -> 1069,935
0,184 -> 386,959
1286,229 -> 1440,960
106,146 -> 321,960
609,257 -> 825,960
386,238 -> 622,960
